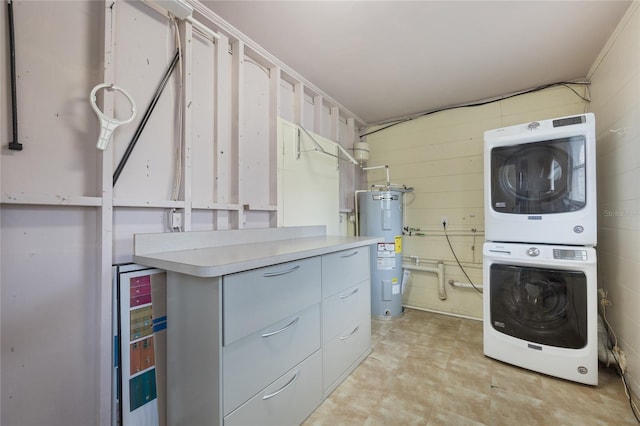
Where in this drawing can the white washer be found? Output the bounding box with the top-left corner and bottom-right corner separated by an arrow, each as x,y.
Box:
484,113 -> 597,246
483,242 -> 598,385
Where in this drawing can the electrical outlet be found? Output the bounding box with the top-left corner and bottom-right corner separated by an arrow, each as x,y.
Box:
441,217 -> 448,228
171,210 -> 183,229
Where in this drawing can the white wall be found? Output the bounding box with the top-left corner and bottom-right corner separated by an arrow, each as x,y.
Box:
0,1 -> 362,424
365,87 -> 588,319
1,206 -> 99,425
588,2 -> 640,397
1,3 -> 105,424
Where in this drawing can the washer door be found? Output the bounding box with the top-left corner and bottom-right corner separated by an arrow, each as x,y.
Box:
489,264 -> 588,349
490,136 -> 586,214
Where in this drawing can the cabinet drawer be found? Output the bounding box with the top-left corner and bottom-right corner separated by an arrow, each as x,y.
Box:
223,304 -> 320,415
323,317 -> 371,391
224,350 -> 323,426
322,280 -> 370,344
322,248 -> 370,297
223,257 -> 321,345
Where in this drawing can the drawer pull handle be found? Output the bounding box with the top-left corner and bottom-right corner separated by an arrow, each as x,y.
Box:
262,371 -> 299,400
339,287 -> 359,299
340,251 -> 358,258
262,265 -> 300,277
340,325 -> 360,340
261,317 -> 299,338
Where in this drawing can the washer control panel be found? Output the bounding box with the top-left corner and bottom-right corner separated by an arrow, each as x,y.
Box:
553,249 -> 588,261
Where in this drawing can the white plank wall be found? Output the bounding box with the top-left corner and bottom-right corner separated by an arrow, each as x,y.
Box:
365,86 -> 589,319
588,2 -> 640,397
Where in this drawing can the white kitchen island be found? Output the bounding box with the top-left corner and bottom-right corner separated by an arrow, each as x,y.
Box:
133,226 -> 381,426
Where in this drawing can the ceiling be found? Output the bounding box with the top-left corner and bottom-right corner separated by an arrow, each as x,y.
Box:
203,1 -> 632,125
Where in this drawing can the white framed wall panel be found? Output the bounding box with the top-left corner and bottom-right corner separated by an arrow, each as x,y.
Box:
1,206 -> 99,425
279,80 -> 295,123
113,209 -> 169,264
278,119 -> 340,235
111,1 -> 182,202
0,1 -> 102,198
0,2 -> 364,424
190,32 -> 217,206
338,117 -> 357,212
241,58 -> 272,209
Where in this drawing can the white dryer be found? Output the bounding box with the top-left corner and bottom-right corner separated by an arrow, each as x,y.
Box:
483,242 -> 598,385
484,113 -> 597,246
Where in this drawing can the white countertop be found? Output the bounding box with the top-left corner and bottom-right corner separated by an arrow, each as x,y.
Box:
133,233 -> 382,277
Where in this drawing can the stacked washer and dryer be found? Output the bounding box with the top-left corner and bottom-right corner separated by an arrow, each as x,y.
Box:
483,113 -> 599,385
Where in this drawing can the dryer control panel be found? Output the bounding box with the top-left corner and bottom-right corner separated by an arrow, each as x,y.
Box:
553,249 -> 588,261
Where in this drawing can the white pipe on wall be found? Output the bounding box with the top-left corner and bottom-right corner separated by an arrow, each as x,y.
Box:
403,262 -> 446,300
362,165 -> 390,187
402,304 -> 482,322
405,229 -> 484,237
449,280 -> 483,290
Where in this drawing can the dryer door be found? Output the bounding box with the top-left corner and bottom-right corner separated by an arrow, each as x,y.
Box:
489,264 -> 588,349
490,136 -> 586,215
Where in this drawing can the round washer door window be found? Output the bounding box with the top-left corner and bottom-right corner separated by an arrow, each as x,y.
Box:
489,264 -> 588,349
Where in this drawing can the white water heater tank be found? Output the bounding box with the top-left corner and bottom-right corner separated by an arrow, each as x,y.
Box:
358,190 -> 404,318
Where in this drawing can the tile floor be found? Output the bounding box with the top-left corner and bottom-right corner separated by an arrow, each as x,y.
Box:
304,308 -> 638,425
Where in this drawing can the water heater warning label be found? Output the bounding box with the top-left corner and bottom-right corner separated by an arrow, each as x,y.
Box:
376,242 -> 396,270
377,242 -> 395,252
